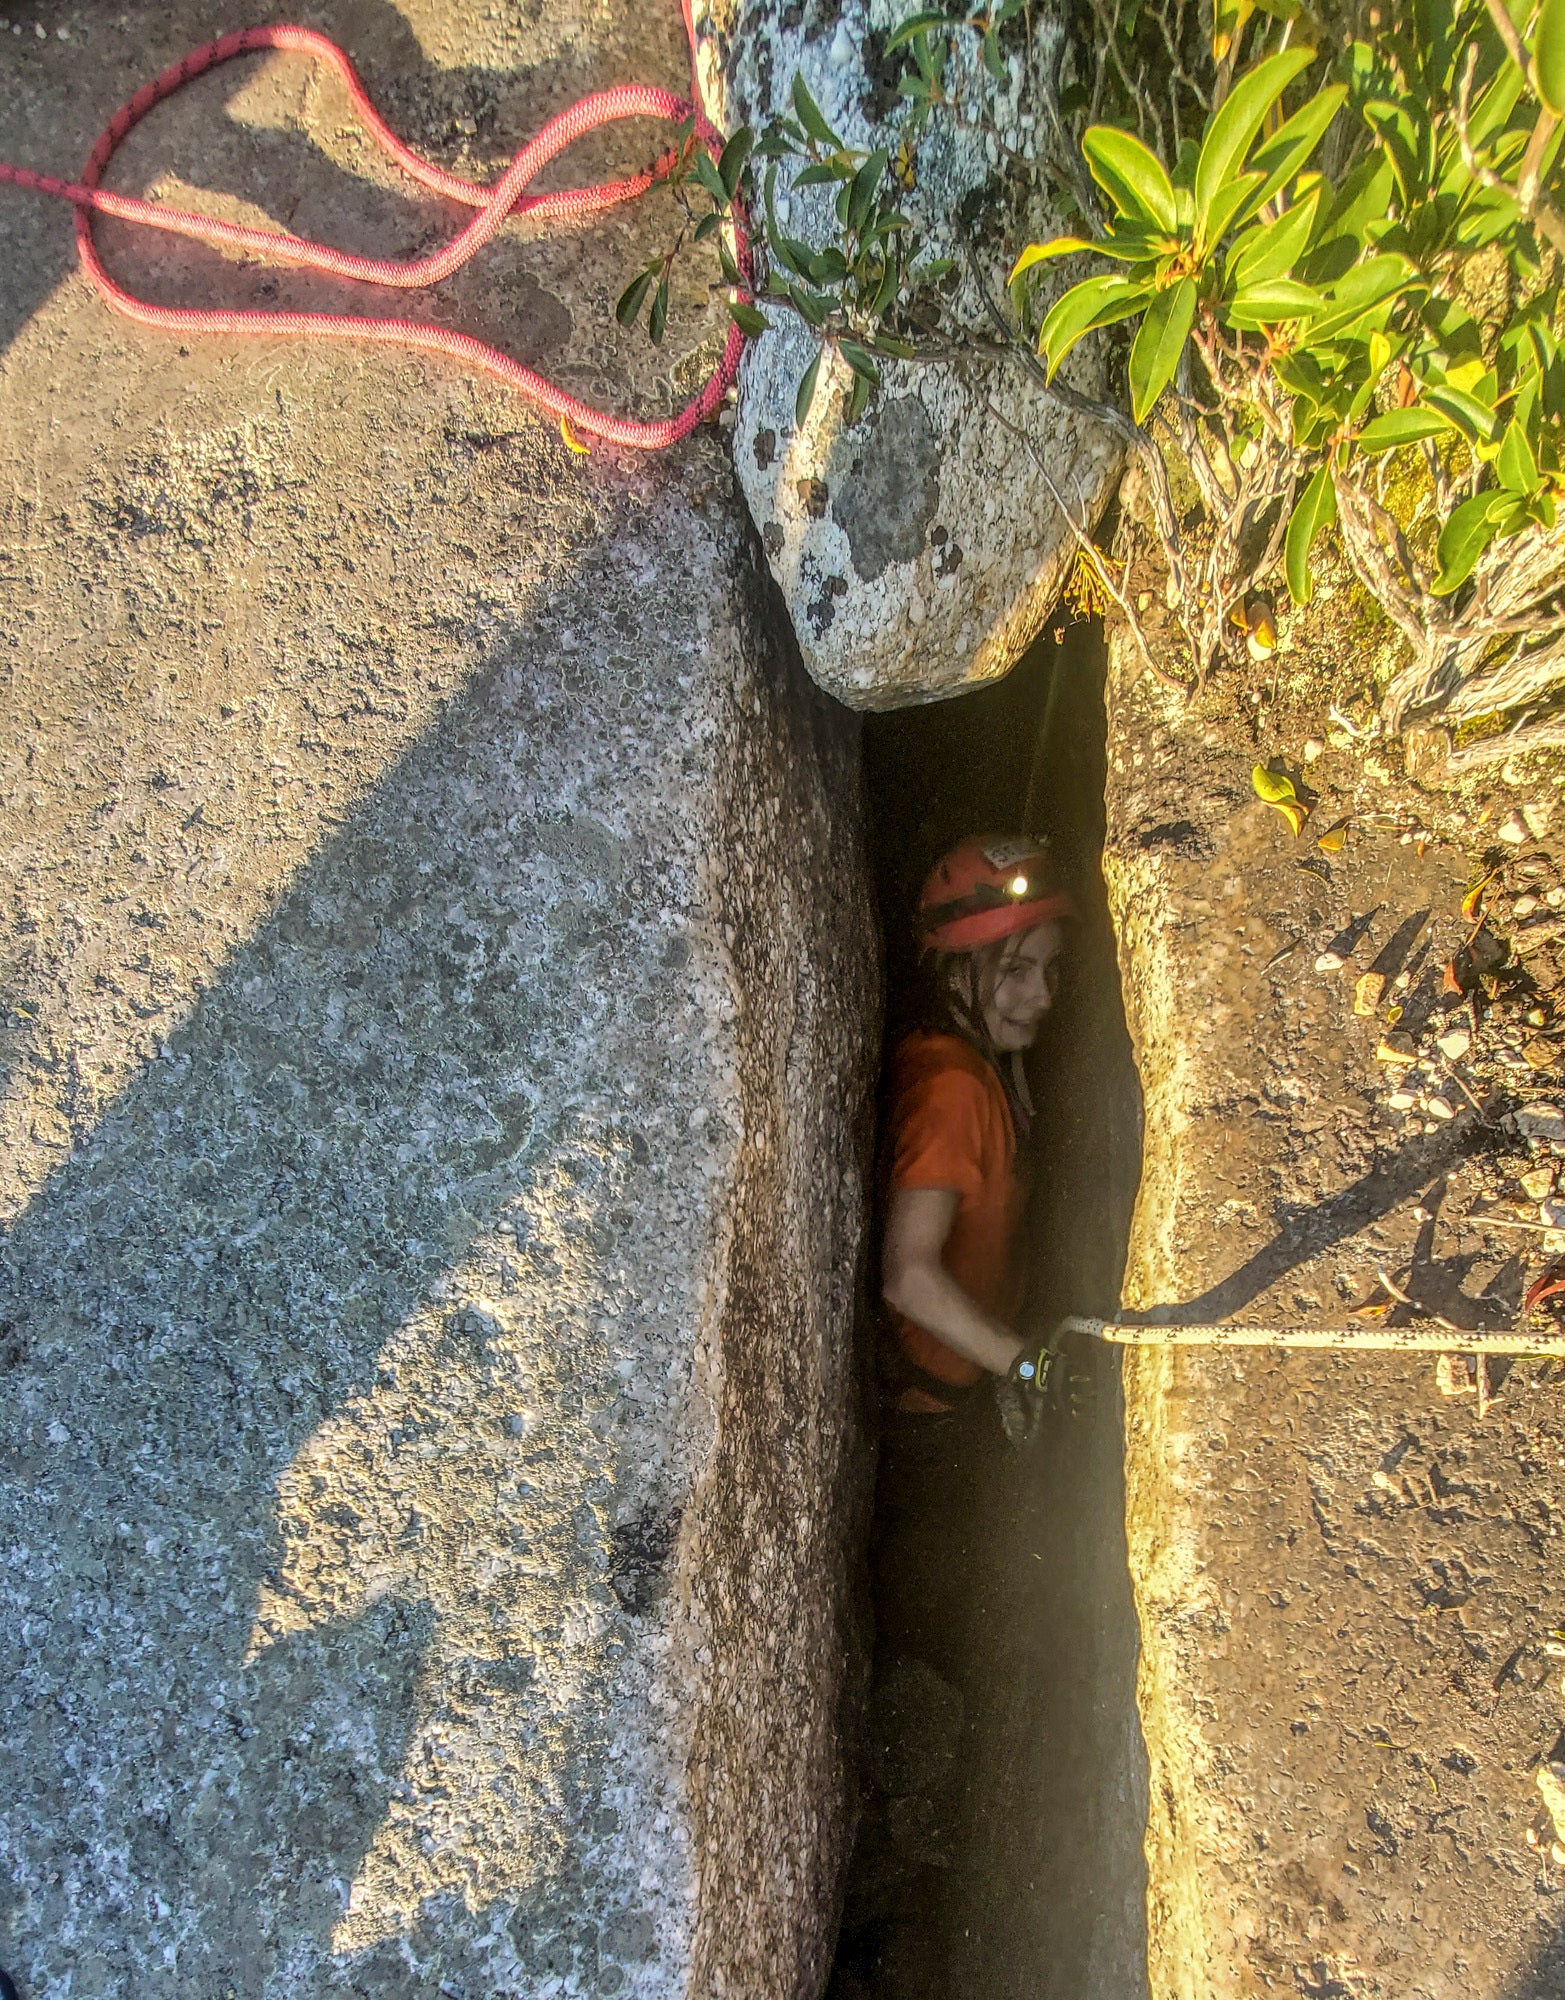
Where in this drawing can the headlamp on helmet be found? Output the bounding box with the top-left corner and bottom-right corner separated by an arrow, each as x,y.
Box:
916,834 -> 1077,955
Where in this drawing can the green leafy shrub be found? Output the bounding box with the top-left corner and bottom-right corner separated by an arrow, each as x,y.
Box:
1011,0 -> 1565,732
618,0 -> 1565,745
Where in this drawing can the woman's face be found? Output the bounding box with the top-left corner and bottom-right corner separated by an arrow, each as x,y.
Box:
979,921 -> 1065,1052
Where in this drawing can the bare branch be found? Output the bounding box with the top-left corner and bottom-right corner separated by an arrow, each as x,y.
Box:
986,401 -> 1190,693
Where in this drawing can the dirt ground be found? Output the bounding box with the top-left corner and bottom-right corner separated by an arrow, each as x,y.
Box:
1108,609 -> 1565,1998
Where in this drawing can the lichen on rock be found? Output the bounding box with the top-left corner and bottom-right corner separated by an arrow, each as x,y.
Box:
697,0 -> 1124,708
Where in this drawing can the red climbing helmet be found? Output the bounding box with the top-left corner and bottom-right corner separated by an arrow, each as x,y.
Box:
916,835 -> 1077,954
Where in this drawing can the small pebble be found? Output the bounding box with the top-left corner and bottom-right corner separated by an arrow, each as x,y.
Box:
1530,1006 -> 1550,1026
1302,737 -> 1325,762
1542,1199 -> 1565,1228
1522,1166 -> 1556,1199
1427,1097 -> 1455,1121
1315,950 -> 1346,973
1436,1027 -> 1471,1060
1387,1090 -> 1416,1111
1499,809 -> 1531,845
1547,887 -> 1565,909
1516,893 -> 1541,917
1413,1204 -> 1434,1222
1525,1038 -> 1557,1069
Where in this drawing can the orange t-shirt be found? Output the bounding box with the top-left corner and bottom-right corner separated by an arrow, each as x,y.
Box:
882,1030 -> 1023,1399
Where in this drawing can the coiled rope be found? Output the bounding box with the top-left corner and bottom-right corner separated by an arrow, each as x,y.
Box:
0,4 -> 751,448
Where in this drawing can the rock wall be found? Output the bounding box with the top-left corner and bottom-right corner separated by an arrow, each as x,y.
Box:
697,0 -> 1123,710
1106,628 -> 1565,1998
0,5 -> 879,1996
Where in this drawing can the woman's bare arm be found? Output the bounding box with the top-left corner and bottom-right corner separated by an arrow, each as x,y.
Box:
881,1187 -> 1024,1378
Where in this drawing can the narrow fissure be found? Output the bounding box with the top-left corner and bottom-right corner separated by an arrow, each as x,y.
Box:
828,623 -> 1152,2000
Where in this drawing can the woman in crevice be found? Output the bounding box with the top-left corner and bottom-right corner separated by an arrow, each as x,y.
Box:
872,832 -> 1073,1677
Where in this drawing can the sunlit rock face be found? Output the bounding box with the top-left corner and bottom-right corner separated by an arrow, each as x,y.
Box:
0,7 -> 878,1996
697,0 -> 1124,709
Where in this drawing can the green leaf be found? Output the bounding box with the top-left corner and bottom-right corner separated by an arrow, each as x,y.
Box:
1285,462 -> 1337,604
1128,277 -> 1197,423
1361,99 -> 1420,206
718,127 -> 755,201
1303,253 -> 1417,346
1422,382 -> 1501,443
773,235 -> 818,282
1498,417 -> 1543,495
728,300 -> 770,337
796,346 -> 824,427
615,267 -> 653,327
1227,190 -> 1320,289
1463,58 -> 1525,149
1226,278 -> 1326,326
1038,273 -> 1157,373
982,27 -> 1007,78
1010,238 -> 1096,280
839,337 -> 883,383
848,367 -> 874,426
1539,0 -> 1565,116
883,10 -> 953,53
1311,151 -> 1396,254
1355,407 -> 1450,451
1082,125 -> 1180,231
1434,491 -> 1507,594
649,277 -> 669,346
1193,47 -> 1317,240
693,210 -> 724,243
1199,170 -> 1265,253
792,73 -> 843,149
848,150 -> 889,235
788,285 -> 832,327
692,149 -> 728,202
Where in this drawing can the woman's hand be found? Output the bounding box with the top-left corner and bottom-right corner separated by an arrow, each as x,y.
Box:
881,1187 -> 1024,1378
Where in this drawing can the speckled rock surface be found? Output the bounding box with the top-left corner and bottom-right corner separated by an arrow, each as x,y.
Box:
0,5 -> 878,1995
1105,625 -> 1565,1998
695,0 -> 1123,710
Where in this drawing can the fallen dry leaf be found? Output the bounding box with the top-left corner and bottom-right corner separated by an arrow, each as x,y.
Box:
1317,822 -> 1348,854
1252,763 -> 1298,805
1462,870 -> 1499,923
1349,1294 -> 1395,1322
1525,1263 -> 1565,1314
1354,971 -> 1386,1016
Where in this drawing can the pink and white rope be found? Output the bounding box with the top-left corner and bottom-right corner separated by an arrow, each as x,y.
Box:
0,10 -> 751,448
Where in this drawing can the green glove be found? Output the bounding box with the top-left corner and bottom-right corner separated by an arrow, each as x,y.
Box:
1009,1325 -> 1096,1420
1008,1334 -> 1058,1400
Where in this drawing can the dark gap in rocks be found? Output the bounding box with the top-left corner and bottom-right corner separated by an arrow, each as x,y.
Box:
828,621 -> 1151,2000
